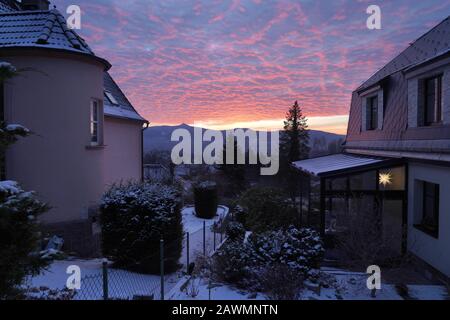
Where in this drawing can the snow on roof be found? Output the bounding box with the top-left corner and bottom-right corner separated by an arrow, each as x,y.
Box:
103,72 -> 147,122
0,5 -> 147,123
292,153 -> 386,177
0,0 -> 19,13
104,105 -> 146,122
0,9 -> 94,56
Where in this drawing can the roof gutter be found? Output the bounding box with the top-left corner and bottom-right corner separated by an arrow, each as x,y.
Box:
141,121 -> 150,182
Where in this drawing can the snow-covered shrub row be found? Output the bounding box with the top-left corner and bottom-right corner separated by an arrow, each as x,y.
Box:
248,226 -> 324,274
213,226 -> 324,291
0,181 -> 49,299
100,182 -> 183,274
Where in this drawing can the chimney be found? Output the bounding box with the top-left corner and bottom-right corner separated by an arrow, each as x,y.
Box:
21,0 -> 50,10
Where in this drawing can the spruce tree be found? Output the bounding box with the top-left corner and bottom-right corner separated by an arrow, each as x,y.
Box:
280,101 -> 310,212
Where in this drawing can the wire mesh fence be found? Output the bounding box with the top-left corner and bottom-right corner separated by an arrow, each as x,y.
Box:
73,212 -> 228,300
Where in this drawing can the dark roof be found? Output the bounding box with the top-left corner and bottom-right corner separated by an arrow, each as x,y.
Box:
0,8 -> 96,56
103,72 -> 147,122
0,0 -> 20,13
359,16 -> 450,90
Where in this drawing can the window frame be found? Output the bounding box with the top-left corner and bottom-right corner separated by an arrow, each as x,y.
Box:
0,82 -> 5,180
105,91 -> 119,106
90,99 -> 102,146
414,180 -> 440,238
423,75 -> 443,127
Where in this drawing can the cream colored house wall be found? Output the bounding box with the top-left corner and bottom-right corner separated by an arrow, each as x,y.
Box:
103,116 -> 143,187
2,52 -> 143,226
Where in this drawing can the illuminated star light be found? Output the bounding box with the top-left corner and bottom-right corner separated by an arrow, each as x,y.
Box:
379,172 -> 392,186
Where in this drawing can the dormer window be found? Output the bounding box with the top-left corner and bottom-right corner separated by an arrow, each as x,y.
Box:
361,87 -> 383,131
422,75 -> 442,126
367,96 -> 378,130
105,91 -> 119,106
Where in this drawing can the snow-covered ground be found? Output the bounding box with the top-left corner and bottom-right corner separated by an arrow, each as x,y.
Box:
179,206 -> 228,269
29,205 -> 229,300
28,258 -> 181,300
168,268 -> 449,301
169,277 -> 264,300
182,205 -> 228,233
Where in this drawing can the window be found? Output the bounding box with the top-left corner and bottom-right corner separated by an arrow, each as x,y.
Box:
423,75 -> 442,126
90,100 -> 101,145
367,95 -> 378,130
415,181 -> 440,238
0,83 -> 5,180
105,91 -> 119,106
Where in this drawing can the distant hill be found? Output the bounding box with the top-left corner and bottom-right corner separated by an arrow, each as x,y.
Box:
144,124 -> 345,156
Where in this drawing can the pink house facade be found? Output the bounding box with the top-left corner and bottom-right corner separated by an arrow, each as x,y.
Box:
0,0 -> 148,255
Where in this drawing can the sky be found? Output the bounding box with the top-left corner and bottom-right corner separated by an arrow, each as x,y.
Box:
58,0 -> 450,134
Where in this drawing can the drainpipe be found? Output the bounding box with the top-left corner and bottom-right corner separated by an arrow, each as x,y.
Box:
142,121 -> 150,182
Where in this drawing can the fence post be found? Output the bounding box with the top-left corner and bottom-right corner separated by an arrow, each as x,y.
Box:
102,260 -> 108,300
203,221 -> 206,256
213,223 -> 216,252
160,238 -> 164,301
186,232 -> 190,274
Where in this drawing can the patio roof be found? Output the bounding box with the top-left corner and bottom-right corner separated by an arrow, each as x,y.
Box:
292,153 -> 400,178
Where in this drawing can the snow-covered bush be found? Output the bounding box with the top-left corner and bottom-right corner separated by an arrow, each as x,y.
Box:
22,287 -> 75,300
213,226 -> 324,292
100,182 -> 183,274
225,221 -> 246,241
249,226 -> 324,275
0,61 -> 17,80
213,240 -> 259,288
237,187 -> 297,233
0,181 -> 49,299
232,205 -> 247,226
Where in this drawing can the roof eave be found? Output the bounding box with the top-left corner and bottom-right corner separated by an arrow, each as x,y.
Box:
0,46 -> 112,71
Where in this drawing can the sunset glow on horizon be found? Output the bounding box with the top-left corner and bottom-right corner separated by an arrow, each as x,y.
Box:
58,0 -> 450,134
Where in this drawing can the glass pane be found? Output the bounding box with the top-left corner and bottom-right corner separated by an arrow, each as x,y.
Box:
330,177 -> 347,190
92,101 -> 98,122
350,170 -> 376,190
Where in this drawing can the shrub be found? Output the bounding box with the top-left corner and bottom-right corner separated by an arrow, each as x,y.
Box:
0,181 -> 49,299
194,181 -> 218,219
260,264 -> 304,300
225,221 -> 246,241
213,240 -> 259,288
232,205 -> 247,226
237,187 -> 297,233
213,226 -> 323,292
248,226 -> 324,275
100,182 -> 183,274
